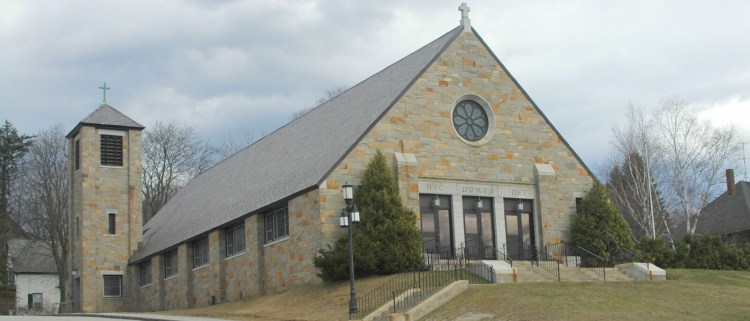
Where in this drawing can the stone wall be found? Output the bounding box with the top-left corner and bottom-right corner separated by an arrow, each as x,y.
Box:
68,126 -> 142,312
261,189 -> 321,293
128,188 -> 321,310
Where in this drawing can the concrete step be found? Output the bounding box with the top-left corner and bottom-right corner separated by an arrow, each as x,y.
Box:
604,268 -> 636,281
513,263 -> 558,282
559,266 -> 605,282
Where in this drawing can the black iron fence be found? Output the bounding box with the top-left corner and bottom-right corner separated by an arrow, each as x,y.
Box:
505,240 -> 560,281
461,238 -> 513,267
503,239 -> 538,261
352,246 -> 495,320
422,239 -> 454,261
545,242 -> 607,281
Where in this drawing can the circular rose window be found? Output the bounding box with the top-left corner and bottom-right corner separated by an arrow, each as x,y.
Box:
452,100 -> 489,142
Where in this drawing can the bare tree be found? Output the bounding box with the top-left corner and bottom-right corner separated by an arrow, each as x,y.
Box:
653,98 -> 741,235
607,105 -> 671,241
607,98 -> 742,240
217,130 -> 258,159
289,86 -> 348,120
11,124 -> 69,304
141,121 -> 217,223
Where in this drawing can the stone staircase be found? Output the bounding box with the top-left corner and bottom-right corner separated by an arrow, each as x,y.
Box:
513,261 -> 558,282
512,261 -> 636,282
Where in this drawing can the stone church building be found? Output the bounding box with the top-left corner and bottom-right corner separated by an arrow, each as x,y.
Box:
66,5 -> 593,312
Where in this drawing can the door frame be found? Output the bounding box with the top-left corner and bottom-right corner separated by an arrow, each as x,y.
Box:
503,198 -> 536,260
419,194 -> 454,258
462,196 -> 496,260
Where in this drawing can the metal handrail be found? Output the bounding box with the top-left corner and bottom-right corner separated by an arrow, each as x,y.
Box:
612,247 -> 652,271
573,245 -> 608,281
505,241 -> 560,281
354,246 -> 495,319
461,239 -> 513,268
536,245 -> 561,282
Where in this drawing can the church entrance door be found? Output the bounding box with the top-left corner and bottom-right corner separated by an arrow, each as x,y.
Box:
504,199 -> 535,261
419,194 -> 453,258
463,196 -> 495,260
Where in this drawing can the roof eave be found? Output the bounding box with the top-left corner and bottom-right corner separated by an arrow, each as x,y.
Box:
316,27 -> 463,186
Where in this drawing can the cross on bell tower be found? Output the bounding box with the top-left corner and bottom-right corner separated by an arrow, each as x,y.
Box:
99,82 -> 110,104
459,3 -> 471,31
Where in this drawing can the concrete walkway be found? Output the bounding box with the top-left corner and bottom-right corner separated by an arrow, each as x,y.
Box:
69,313 -> 231,321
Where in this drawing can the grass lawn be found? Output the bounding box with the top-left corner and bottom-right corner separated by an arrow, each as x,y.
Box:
153,269 -> 750,321
422,269 -> 750,321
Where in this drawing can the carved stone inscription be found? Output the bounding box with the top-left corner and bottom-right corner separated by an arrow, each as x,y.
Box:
418,180 -> 534,199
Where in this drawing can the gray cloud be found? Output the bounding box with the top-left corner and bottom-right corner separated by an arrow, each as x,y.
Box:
1,0 -> 748,173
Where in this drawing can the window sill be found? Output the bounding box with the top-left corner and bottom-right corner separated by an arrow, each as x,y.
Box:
103,296 -> 123,299
100,165 -> 124,169
140,283 -> 152,289
264,236 -> 289,247
225,251 -> 247,261
164,275 -> 178,281
192,264 -> 209,272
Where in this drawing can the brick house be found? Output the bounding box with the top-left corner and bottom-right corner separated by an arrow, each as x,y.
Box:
67,5 -> 594,312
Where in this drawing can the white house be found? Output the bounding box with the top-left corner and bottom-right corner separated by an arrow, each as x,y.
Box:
9,239 -> 60,314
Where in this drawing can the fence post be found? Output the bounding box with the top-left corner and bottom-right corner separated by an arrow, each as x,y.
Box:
392,291 -> 397,313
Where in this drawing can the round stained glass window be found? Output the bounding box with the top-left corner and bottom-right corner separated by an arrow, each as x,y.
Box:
452,100 -> 489,142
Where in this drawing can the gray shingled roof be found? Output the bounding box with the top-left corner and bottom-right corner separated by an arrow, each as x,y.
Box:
9,239 -> 58,274
129,27 -> 463,263
67,104 -> 145,138
696,181 -> 750,236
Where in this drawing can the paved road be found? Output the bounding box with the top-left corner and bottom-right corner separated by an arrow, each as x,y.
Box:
0,313 -> 230,321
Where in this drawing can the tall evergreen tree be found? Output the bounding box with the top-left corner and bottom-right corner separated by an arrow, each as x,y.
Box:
572,181 -> 634,264
314,151 -> 423,281
0,120 -> 33,302
607,152 -> 670,241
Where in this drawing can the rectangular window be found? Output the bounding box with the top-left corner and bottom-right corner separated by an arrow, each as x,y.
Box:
27,293 -> 43,310
225,223 -> 245,257
192,237 -> 209,268
164,250 -> 178,278
139,260 -> 152,286
75,139 -> 81,170
108,213 -> 116,235
265,207 -> 289,243
103,275 -> 122,297
100,134 -> 123,166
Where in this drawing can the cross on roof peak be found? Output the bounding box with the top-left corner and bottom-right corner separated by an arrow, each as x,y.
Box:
458,3 -> 471,31
99,82 -> 111,104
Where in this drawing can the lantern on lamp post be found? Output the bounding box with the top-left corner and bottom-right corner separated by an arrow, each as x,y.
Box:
339,183 -> 360,318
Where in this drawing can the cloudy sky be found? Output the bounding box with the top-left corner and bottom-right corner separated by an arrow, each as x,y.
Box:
2,0 -> 749,178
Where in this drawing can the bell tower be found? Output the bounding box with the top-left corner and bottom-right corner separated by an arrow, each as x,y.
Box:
66,96 -> 144,312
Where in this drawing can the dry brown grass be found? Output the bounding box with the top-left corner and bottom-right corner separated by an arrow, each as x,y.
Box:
422,269 -> 750,321
152,274 -> 398,321
151,269 -> 750,321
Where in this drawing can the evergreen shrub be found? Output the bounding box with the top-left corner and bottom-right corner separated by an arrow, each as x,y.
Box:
313,151 -> 423,282
571,181 -> 634,266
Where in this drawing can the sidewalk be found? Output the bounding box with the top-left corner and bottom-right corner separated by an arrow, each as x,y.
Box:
72,313 -> 231,321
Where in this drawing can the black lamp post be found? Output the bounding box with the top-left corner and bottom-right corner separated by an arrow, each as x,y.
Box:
339,183 -> 360,319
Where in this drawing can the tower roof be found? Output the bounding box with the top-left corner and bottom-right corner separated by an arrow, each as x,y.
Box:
66,104 -> 144,138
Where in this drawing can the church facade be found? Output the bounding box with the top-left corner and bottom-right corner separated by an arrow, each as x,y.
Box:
67,5 -> 593,313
